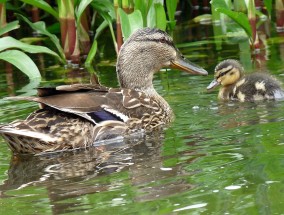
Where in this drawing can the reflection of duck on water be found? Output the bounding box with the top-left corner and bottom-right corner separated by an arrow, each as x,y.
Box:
0,28 -> 207,155
0,134 -> 200,213
207,59 -> 284,102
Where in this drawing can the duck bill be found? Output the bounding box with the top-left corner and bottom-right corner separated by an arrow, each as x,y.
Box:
207,79 -> 220,91
170,55 -> 208,76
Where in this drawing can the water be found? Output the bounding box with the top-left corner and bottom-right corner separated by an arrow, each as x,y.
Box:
0,25 -> 284,214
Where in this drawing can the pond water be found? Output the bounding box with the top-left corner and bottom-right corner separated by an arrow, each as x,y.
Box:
0,21 -> 284,214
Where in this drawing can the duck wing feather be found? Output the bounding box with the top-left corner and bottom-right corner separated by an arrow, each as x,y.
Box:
6,84 -> 160,125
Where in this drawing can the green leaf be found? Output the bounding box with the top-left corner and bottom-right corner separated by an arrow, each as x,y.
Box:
94,20 -> 108,39
118,8 -> 131,39
166,0 -> 177,30
154,3 -> 166,30
17,14 -> 66,63
85,39 -> 97,66
17,78 -> 41,96
90,0 -> 116,46
0,21 -> 20,36
91,0 -> 115,20
21,0 -> 59,20
19,37 -> 46,44
215,8 -> 252,38
147,1 -> 167,30
211,0 -> 251,38
211,0 -> 230,10
97,10 -> 117,50
147,4 -> 155,28
0,36 -> 62,61
0,50 -> 41,79
76,0 -> 92,25
263,0 -> 272,17
166,0 -> 177,21
134,0 -> 153,26
128,10 -> 143,34
119,8 -> 143,40
193,14 -> 212,23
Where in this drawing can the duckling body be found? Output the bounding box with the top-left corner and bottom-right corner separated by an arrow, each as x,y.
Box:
207,59 -> 284,102
0,28 -> 207,154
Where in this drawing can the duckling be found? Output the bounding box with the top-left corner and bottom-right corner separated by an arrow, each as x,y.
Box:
207,59 -> 284,102
0,28 -> 207,155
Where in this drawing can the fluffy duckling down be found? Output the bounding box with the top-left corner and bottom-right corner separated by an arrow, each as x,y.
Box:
207,59 -> 284,102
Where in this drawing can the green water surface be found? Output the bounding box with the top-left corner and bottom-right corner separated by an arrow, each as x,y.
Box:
0,24 -> 284,215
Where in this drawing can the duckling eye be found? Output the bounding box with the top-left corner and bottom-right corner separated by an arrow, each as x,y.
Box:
229,72 -> 234,76
218,72 -> 226,78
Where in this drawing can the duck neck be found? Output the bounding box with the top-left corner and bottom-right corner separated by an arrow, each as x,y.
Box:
117,63 -> 172,114
116,41 -> 172,115
144,87 -> 172,112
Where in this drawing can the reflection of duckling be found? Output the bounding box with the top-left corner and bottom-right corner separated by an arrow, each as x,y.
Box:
207,59 -> 284,102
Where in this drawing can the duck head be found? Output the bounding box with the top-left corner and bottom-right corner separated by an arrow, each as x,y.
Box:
207,59 -> 244,90
116,28 -> 208,91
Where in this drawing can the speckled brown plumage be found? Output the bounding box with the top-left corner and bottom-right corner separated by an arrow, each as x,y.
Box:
0,28 -> 207,155
207,59 -> 284,102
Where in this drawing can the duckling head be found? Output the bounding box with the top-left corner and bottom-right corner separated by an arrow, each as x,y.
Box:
207,59 -> 244,90
116,28 -> 207,92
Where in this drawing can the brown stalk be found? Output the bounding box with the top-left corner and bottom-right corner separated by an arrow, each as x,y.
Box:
79,8 -> 91,56
67,17 -> 77,59
0,3 -> 7,33
58,0 -> 69,59
66,0 -> 80,63
60,18 -> 69,59
114,0 -> 123,52
0,3 -> 15,95
31,6 -> 40,22
276,0 -> 284,31
248,0 -> 259,49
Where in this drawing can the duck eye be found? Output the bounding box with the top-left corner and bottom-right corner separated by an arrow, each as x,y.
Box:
160,37 -> 166,43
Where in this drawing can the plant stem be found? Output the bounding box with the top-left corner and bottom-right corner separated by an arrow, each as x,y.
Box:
233,0 -> 246,12
31,6 -> 40,22
57,0 -> 80,64
276,0 -> 284,31
248,0 -> 259,49
58,0 -> 69,59
0,3 -> 7,29
114,0 -> 123,52
122,0 -> 130,13
66,0 -> 79,63
79,8 -> 91,56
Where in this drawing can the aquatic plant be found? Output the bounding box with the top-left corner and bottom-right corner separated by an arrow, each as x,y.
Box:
117,0 -> 178,42
19,0 -> 116,66
0,3 -> 61,80
210,0 -> 274,50
1,0 -> 179,69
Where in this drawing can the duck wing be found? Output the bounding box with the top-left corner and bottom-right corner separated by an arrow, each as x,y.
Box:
7,84 -> 160,125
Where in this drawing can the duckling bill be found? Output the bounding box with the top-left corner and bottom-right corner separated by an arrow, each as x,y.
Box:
207,59 -> 284,102
0,28 -> 207,155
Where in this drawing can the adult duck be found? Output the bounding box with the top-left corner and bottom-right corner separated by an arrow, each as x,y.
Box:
0,28 -> 207,154
207,59 -> 284,102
